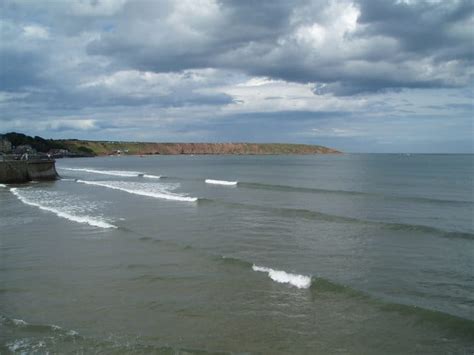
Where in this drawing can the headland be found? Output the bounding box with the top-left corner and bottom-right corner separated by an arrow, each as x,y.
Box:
1,132 -> 341,157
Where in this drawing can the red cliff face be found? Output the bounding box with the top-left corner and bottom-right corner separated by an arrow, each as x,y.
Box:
145,143 -> 341,155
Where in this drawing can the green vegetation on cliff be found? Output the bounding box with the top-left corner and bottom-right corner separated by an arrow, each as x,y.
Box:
3,132 -> 96,156
5,132 -> 68,153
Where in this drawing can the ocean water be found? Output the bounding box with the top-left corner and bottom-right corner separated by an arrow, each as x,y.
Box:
1,154 -> 473,354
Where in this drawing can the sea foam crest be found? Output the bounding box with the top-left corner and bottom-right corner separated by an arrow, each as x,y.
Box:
76,180 -> 198,202
60,167 -> 160,179
10,188 -> 117,229
3,316 -> 80,352
12,318 -> 28,326
252,265 -> 312,289
205,179 -> 238,186
7,339 -> 43,353
0,183 -> 6,188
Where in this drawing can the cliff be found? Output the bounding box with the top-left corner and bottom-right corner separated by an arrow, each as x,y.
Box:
1,132 -> 341,156
59,141 -> 341,156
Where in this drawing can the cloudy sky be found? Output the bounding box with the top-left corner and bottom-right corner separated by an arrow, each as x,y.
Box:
1,0 -> 472,152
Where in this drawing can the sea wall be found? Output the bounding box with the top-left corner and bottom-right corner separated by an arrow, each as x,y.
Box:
0,160 -> 58,183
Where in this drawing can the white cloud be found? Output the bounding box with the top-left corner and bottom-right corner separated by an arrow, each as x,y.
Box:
205,76 -> 368,114
22,24 -> 49,39
48,119 -> 97,131
311,127 -> 364,137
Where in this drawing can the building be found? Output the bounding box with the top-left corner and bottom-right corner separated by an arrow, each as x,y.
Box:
48,148 -> 71,158
13,144 -> 36,155
0,135 -> 12,153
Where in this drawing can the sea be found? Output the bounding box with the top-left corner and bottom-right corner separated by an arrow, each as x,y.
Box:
1,154 -> 473,354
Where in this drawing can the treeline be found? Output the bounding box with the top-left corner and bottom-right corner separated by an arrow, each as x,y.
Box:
4,132 -> 96,156
4,132 -> 67,152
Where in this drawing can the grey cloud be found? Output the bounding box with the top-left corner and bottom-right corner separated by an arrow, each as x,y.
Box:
356,0 -> 474,58
3,0 -> 473,100
0,51 -> 46,90
0,0 -> 472,153
83,0 -> 473,95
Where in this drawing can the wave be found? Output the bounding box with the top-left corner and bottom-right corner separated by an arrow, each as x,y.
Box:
238,182 -> 473,206
252,264 -> 312,289
0,183 -> 6,188
219,255 -> 253,268
220,257 -> 312,289
59,167 -> 161,179
208,199 -> 474,240
205,179 -> 238,186
1,315 -> 79,336
76,180 -> 198,202
217,256 -> 474,330
310,278 -> 474,330
0,315 -> 231,354
10,188 -> 117,229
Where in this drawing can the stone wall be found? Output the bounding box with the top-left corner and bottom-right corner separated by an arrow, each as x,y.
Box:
0,160 -> 58,183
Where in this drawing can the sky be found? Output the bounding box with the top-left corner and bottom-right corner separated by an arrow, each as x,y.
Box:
0,0 -> 473,153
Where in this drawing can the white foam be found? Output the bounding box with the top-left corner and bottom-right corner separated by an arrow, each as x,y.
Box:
7,339 -> 28,352
60,167 -> 160,179
7,338 -> 46,352
76,180 -> 198,202
205,179 -> 238,186
12,318 -> 28,326
0,183 -> 6,188
252,265 -> 312,289
60,167 -> 140,177
10,188 -> 117,229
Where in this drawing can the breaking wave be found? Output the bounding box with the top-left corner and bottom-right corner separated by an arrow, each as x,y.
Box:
217,256 -> 474,330
252,264 -> 312,289
0,183 -> 6,188
205,179 -> 238,186
76,180 -> 198,202
10,188 -> 117,229
59,167 -> 161,179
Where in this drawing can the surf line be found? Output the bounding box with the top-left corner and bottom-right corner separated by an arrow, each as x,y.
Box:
75,179 -> 198,202
10,188 -> 117,229
205,179 -> 238,186
59,167 -> 161,179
